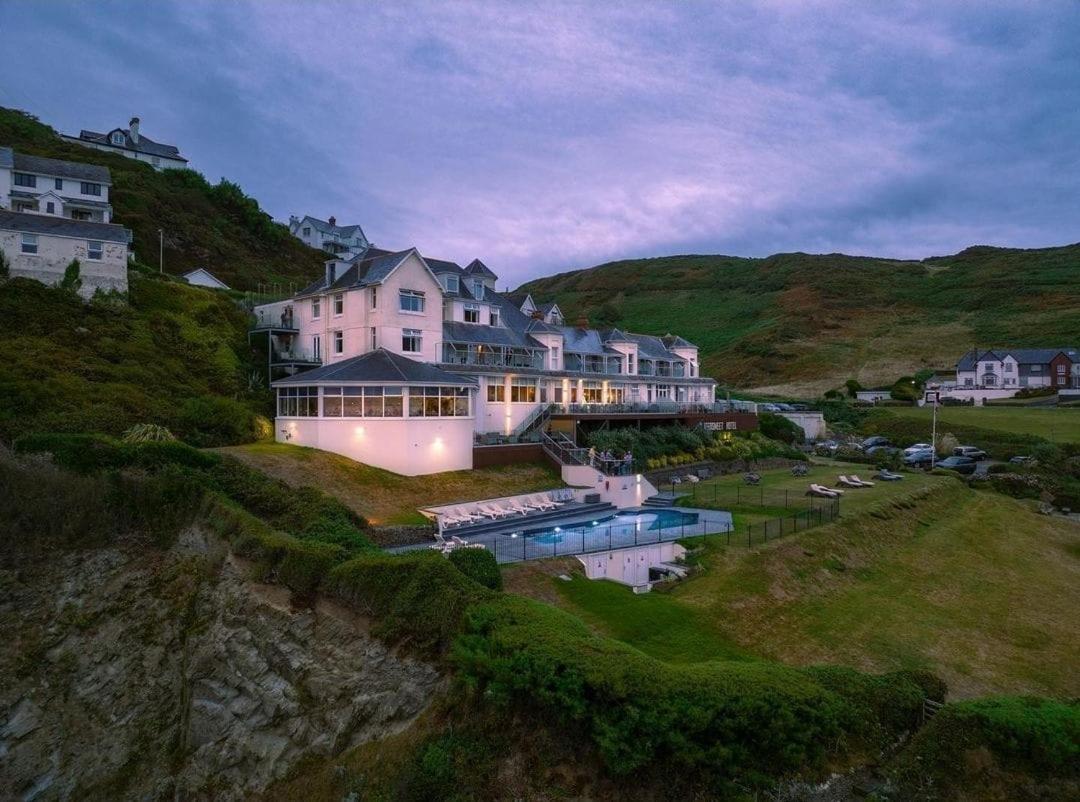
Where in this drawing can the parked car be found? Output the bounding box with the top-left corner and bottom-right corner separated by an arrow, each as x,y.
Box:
903,448 -> 935,467
760,403 -> 781,412
814,439 -> 841,455
865,445 -> 900,457
1009,455 -> 1035,465
954,445 -> 988,461
936,455 -> 977,475
861,436 -> 892,450
903,442 -> 933,456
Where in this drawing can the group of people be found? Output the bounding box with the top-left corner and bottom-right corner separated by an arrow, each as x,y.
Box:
588,447 -> 635,475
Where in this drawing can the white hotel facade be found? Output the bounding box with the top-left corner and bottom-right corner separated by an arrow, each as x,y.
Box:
256,248 -> 728,475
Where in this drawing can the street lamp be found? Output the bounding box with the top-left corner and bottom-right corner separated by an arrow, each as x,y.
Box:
157,228 -> 163,274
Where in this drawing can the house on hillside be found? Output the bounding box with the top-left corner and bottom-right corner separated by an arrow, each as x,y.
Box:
253,249 -> 752,475
0,147 -> 114,222
182,268 -> 229,290
0,210 -> 131,296
955,348 -> 1079,390
63,117 -> 188,171
288,215 -> 369,257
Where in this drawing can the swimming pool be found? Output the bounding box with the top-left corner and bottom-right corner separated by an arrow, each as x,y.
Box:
526,508 -> 700,544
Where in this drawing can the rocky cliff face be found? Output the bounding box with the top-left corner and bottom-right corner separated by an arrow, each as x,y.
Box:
0,528 -> 441,801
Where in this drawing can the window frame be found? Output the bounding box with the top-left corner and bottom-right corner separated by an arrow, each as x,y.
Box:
402,328 -> 422,353
510,377 -> 538,403
20,234 -> 38,254
489,309 -> 501,327
311,297 -> 321,320
463,303 -> 481,324
333,330 -> 344,354
111,132 -> 125,146
399,289 -> 426,314
80,182 -> 102,196
13,173 -> 36,188
333,292 -> 344,316
486,384 -> 505,402
443,274 -> 459,293
54,178 -> 63,190
87,240 -> 103,260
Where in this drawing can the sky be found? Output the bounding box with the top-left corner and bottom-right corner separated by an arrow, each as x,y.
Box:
3,0 -> 1078,287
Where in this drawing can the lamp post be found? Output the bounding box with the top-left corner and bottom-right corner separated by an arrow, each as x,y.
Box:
157,229 -> 163,274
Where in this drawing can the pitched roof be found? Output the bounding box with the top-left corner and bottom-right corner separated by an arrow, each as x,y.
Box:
539,301 -> 560,315
463,258 -> 497,278
299,216 -> 367,240
10,151 -> 111,183
663,333 -> 697,349
444,320 -> 539,348
0,210 -> 131,243
957,347 -> 1079,369
77,128 -> 187,162
603,327 -> 633,343
0,147 -> 13,169
273,349 -> 476,386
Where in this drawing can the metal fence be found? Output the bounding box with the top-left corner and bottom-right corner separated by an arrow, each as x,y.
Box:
670,482 -> 824,510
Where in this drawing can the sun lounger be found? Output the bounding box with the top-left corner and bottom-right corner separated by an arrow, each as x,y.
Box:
837,475 -> 864,488
455,507 -> 484,522
850,475 -> 875,487
440,513 -> 467,527
529,494 -> 557,511
807,483 -> 840,498
506,500 -> 533,515
478,503 -> 508,519
687,474 -> 700,483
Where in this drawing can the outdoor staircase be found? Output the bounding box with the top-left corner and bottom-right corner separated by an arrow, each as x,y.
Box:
643,491 -> 683,508
511,402 -> 555,439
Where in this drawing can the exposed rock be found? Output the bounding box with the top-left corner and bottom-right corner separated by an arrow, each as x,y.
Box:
0,527 -> 441,801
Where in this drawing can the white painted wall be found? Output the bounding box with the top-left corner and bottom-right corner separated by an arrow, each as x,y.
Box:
561,464 -> 658,508
578,542 -> 686,589
61,135 -> 187,170
778,411 -> 826,439
0,229 -> 127,297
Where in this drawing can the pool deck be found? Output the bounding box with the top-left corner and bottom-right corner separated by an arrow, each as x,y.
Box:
392,506 -> 734,564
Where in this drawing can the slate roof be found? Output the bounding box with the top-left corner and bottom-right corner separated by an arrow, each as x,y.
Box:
0,210 -> 131,243
10,151 -> 111,183
0,147 -> 13,169
77,128 -> 187,162
956,348 -> 1079,370
443,320 -> 539,348
525,319 -> 561,335
463,258 -> 497,279
556,325 -> 607,355
602,327 -> 634,343
539,302 -> 560,315
663,334 -> 697,349
299,216 -> 367,240
273,349 -> 476,386
296,249 -> 414,297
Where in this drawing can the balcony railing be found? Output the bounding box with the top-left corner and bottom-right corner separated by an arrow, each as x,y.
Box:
272,350 -> 321,365
251,316 -> 299,332
637,362 -> 687,378
553,401 -> 755,415
441,343 -> 545,370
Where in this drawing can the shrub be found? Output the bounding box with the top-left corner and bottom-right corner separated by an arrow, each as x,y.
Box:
844,378 -> 863,398
936,433 -> 959,458
759,412 -> 804,444
60,258 -> 82,292
121,423 -> 176,443
449,548 -> 503,591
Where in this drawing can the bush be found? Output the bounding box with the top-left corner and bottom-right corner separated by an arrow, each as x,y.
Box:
121,423 -> 176,443
449,548 -> 503,591
759,412 -> 804,444
60,258 -> 82,292
844,379 -> 863,398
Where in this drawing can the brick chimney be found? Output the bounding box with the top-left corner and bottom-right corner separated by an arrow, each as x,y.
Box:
575,315 -> 589,330
328,215 -> 336,227
129,117 -> 140,144
531,310 -> 544,321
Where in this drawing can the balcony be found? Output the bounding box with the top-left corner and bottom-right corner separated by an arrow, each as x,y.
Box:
441,343 -> 545,370
272,349 -> 321,366
563,354 -> 624,375
251,315 -> 299,333
637,361 -> 686,378
553,401 -> 755,416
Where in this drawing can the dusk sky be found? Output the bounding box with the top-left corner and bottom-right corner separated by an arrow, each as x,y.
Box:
4,1 -> 1078,287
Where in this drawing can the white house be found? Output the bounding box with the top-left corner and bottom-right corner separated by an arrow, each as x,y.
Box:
63,117 -> 188,171
0,210 -> 131,296
954,348 -> 1078,390
182,267 -> 230,290
254,248 -> 748,476
0,147 -> 114,223
288,215 -> 369,256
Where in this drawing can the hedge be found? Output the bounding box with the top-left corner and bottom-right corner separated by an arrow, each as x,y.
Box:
449,548 -> 503,591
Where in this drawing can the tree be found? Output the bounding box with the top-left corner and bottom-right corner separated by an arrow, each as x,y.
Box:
592,302 -> 621,328
60,259 -> 82,293
0,248 -> 9,279
890,376 -> 919,402
844,378 -> 864,398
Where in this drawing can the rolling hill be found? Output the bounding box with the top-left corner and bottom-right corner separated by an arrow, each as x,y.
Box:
517,245 -> 1080,395
0,107 -> 325,290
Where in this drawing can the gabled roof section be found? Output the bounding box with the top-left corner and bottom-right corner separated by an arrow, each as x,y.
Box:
0,210 -> 131,243
78,128 -> 187,162
11,152 -> 111,183
464,258 -> 497,279
663,333 -> 697,349
273,349 -> 476,386
525,319 -> 562,335
443,321 -> 538,348
556,325 -> 606,355
957,347 -> 1078,369
603,327 -> 634,344
539,301 -> 561,315
298,216 -> 367,240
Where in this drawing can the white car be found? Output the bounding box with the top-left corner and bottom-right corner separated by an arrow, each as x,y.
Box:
903,442 -> 933,456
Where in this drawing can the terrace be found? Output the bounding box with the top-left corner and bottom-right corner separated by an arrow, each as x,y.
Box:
441,342 -> 546,370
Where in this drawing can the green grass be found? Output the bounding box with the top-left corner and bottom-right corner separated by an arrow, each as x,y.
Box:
884,405 -> 1080,444
218,441 -> 564,526
517,245 -> 1080,394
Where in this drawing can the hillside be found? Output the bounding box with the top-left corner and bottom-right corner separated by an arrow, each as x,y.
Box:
0,107 -> 325,289
517,245 -> 1080,395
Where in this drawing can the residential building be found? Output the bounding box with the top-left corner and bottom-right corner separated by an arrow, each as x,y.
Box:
288,215 -> 369,256
955,348 -> 1079,390
0,147 -> 114,223
63,117 -> 188,170
255,249 -> 750,475
0,210 -> 131,296
182,268 -> 229,290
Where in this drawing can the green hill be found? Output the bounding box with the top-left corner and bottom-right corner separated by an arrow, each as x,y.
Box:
517,245 -> 1080,395
0,107 -> 324,289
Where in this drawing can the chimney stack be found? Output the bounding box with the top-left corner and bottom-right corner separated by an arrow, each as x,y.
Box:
129,117 -> 140,144
575,316 -> 589,330
531,310 -> 544,321
328,215 -> 336,227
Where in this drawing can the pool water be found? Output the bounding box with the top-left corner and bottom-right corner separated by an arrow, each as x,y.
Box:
527,509 -> 699,544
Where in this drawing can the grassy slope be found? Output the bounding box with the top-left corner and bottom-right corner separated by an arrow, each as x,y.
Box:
883,405 -> 1080,444
217,441 -> 563,526
517,246 -> 1080,396
0,107 -> 325,288
0,275 -> 267,445
506,468 -> 1080,699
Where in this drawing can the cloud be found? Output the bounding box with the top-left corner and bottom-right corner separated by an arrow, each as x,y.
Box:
4,1 -> 1078,286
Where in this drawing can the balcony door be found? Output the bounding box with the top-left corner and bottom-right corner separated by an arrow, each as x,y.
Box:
312,335 -> 321,361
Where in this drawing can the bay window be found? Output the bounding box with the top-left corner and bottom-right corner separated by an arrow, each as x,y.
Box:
277,386 -> 318,416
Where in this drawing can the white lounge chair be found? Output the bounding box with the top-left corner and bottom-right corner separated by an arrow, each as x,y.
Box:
808,483 -> 841,498
454,506 -> 484,522
850,475 -> 875,487
548,491 -> 569,506
529,494 -> 558,511
837,475 -> 864,488
440,513 -> 467,528
478,503 -> 507,519
506,499 -> 532,515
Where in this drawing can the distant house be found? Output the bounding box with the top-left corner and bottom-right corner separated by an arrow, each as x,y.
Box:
0,147 -> 114,223
288,215 -> 369,256
955,348 -> 1079,390
0,210 -> 131,297
855,389 -> 891,403
182,268 -> 229,290
63,117 -> 188,171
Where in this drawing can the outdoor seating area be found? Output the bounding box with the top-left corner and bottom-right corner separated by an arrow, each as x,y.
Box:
435,488 -> 578,530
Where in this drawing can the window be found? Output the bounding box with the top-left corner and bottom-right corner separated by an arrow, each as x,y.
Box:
471,280 -> 484,298
489,309 -> 500,327
312,297 -> 321,319
402,328 -> 422,353
333,293 -> 344,316
370,287 -> 377,308
13,173 -> 36,188
276,386 -> 318,417
408,386 -> 470,417
399,289 -> 425,313
71,210 -> 92,221
322,386 -> 403,417
443,275 -> 459,293
487,384 -> 505,402
46,202 -> 55,214
87,241 -> 103,260
464,304 -> 480,323
370,327 -> 377,350
333,331 -> 344,354
1031,365 -> 1042,373
81,182 -> 101,196
1057,364 -> 1067,375
302,226 -> 311,236
582,380 -> 603,404
54,178 -> 63,190
312,335 -> 321,360
551,347 -> 560,368
21,234 -> 38,254
510,378 -> 538,403
1004,362 -> 1013,372
111,132 -> 125,145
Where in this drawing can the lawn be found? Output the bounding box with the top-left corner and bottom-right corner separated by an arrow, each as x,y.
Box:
506,480 -> 1080,699
217,441 -> 563,526
884,405 -> 1080,444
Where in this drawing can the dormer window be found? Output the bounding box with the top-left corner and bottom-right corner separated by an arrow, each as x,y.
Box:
472,280 -> 484,298
464,303 -> 481,324
489,309 -> 500,327
111,132 -> 125,146
443,275 -> 459,293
